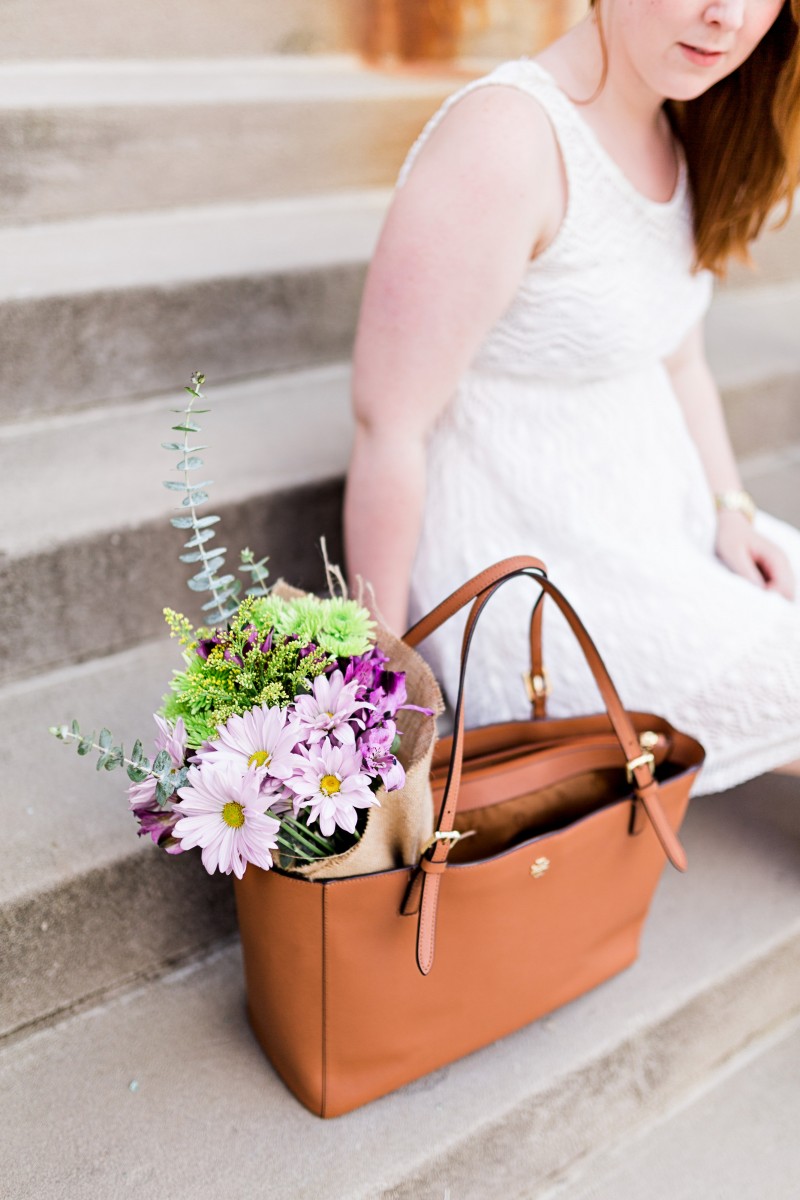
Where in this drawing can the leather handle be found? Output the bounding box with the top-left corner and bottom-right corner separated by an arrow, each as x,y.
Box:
405,555 -> 549,718
529,593 -> 548,718
403,558 -> 687,976
404,555 -> 548,648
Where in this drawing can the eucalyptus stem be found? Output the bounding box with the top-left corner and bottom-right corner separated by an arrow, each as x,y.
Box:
179,375 -> 229,620
52,729 -> 150,777
49,721 -> 186,806
165,372 -> 241,625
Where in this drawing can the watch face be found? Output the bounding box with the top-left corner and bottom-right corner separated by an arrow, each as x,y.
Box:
716,491 -> 756,522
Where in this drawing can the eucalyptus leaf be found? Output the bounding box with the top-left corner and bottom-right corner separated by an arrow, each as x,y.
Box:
153,749 -> 171,775
178,551 -> 205,564
215,581 -> 241,600
126,765 -> 149,783
170,515 -> 195,529
155,781 -> 173,808
172,421 -> 201,433
163,480 -> 190,492
193,556 -> 226,578
161,441 -> 184,451
176,456 -> 204,471
182,491 -> 208,507
183,529 -> 216,547
98,728 -> 112,749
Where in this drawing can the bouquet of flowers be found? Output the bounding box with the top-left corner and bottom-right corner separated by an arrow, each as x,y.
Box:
51,374 -> 442,881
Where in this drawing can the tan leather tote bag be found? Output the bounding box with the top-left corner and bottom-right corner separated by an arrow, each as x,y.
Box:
234,558 -> 705,1117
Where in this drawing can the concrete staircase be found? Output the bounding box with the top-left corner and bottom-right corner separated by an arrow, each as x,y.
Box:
2,6 -> 799,1194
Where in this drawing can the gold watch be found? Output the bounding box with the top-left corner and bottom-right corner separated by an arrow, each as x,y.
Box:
714,489 -> 757,524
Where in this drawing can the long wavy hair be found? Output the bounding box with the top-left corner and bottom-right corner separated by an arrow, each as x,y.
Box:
590,0 -> 800,274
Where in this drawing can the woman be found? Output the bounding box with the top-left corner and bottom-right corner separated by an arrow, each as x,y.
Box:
344,0 -> 800,794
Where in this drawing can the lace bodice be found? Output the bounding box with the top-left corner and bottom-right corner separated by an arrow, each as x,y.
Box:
399,59 -> 713,382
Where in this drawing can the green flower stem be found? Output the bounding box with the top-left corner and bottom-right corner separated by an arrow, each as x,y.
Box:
279,816 -> 334,856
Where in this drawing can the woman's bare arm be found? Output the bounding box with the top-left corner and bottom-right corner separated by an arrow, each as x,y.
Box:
665,322 -> 794,598
344,86 -> 565,631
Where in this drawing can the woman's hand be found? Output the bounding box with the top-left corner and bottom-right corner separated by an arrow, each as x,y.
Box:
715,510 -> 796,600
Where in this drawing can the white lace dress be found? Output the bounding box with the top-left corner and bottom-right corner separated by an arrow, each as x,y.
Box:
400,59 -> 800,796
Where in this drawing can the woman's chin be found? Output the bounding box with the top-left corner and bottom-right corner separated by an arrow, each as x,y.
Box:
661,75 -> 727,103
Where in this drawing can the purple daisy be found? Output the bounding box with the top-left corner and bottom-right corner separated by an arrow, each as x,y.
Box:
172,762 -> 280,878
286,738 -> 378,837
195,704 -> 299,795
291,670 -> 370,747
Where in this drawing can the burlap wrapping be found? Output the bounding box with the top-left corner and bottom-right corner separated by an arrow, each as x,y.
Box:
272,581 -> 444,881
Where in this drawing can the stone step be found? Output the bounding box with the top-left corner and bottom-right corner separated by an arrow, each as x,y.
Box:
724,204 -> 800,290
4,0 -> 347,60
742,446 -> 800,529
0,57 -> 464,225
0,193 -> 385,421
4,191 -> 800,431
538,1014 -> 800,1200
2,775 -> 798,1196
1,638 -> 237,1042
705,279 -> 800,460
0,365 -> 352,685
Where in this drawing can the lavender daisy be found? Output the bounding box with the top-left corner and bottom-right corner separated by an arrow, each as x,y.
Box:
287,738 -> 378,837
195,703 -> 299,792
292,670 -> 370,747
172,762 -> 280,878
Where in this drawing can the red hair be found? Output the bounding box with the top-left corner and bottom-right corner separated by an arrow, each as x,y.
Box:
591,0 -> 800,274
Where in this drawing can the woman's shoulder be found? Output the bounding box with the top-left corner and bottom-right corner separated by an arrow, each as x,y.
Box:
397,61 -> 562,200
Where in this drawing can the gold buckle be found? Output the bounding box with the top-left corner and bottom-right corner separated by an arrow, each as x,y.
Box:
420,829 -> 475,856
524,667 -> 551,704
626,751 -> 656,784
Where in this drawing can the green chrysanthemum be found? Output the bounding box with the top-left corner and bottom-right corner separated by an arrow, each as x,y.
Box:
251,595 -> 291,635
279,595 -> 327,643
159,596 -> 332,748
316,597 -> 376,658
